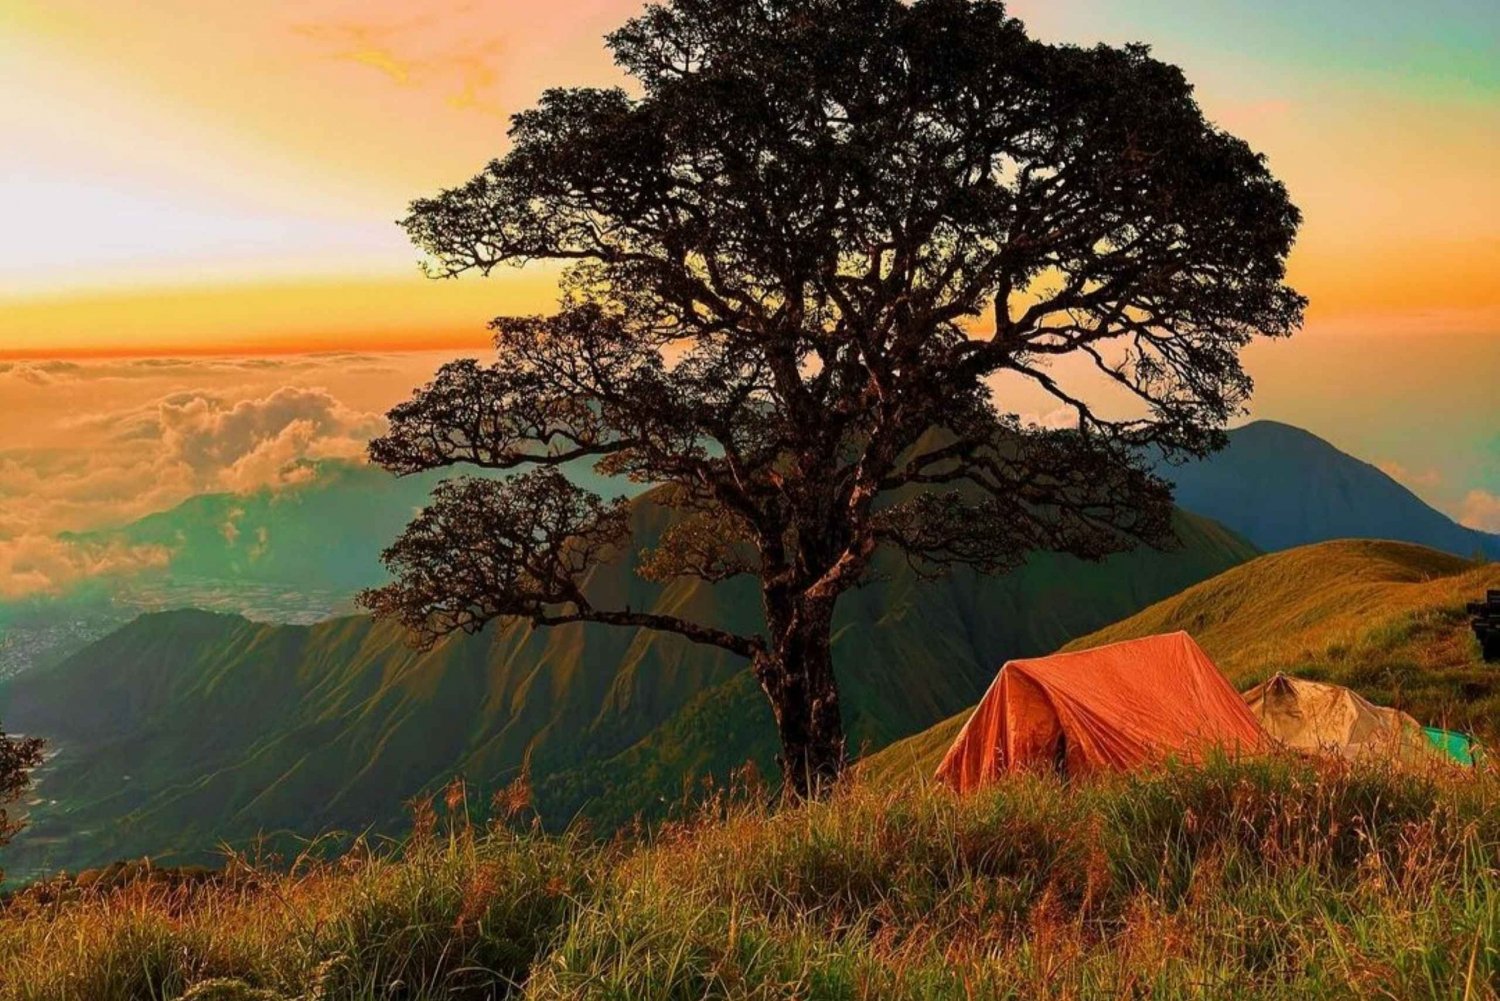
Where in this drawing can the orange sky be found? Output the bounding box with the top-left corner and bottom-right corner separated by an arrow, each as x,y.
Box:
0,0 -> 1495,537
2,0 -> 638,353
2,0 -> 1498,354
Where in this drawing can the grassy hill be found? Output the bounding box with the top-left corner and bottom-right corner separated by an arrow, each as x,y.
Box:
0,495 -> 1253,882
865,540 -> 1500,785
1162,421 -> 1500,558
3,756 -> 1496,999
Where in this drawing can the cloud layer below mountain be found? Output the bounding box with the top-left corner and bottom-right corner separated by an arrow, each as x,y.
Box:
0,534 -> 172,600
0,352 -> 464,594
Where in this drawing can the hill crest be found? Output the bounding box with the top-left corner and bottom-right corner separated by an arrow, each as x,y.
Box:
864,539 -> 1499,785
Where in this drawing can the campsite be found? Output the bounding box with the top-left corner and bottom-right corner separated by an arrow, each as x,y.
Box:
933,631 -> 1477,792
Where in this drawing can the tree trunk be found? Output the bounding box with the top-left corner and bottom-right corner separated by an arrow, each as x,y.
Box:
753,596 -> 846,800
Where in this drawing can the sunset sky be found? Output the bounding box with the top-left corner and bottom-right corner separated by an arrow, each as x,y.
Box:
1,0 -> 1497,539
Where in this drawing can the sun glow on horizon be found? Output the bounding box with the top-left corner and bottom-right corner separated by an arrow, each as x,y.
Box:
2,0 -> 1496,356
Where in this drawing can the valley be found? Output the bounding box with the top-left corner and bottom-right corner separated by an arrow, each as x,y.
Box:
0,498 -> 1252,882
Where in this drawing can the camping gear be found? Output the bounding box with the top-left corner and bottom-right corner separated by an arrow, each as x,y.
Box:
1470,589 -> 1500,662
1423,726 -> 1480,766
1242,674 -> 1440,764
934,632 -> 1267,793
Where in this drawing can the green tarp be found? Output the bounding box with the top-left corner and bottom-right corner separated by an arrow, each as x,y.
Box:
1424,726 -> 1479,766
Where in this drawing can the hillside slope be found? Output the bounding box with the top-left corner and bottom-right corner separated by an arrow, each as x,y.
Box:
0,501 -> 1253,881
64,458 -> 634,595
7,419 -> 1484,682
866,540 -> 1500,785
1162,421 -> 1500,558
5,757 -> 1496,1000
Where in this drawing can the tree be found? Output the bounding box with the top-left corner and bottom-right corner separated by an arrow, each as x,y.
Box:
363,0 -> 1304,798
0,723 -> 43,879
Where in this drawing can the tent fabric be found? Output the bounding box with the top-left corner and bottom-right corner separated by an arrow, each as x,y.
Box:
1424,727 -> 1479,767
935,632 -> 1268,793
1242,674 -> 1437,764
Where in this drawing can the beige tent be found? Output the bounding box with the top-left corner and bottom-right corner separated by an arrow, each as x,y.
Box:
1242,674 -> 1435,763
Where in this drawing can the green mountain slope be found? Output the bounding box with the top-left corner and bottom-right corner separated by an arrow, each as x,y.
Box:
66,458 -> 635,594
0,459 -> 637,680
864,540 -> 1500,785
8,418 -> 1482,684
0,497 -> 1253,881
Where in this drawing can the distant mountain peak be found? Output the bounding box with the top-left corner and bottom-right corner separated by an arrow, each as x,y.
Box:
1164,423 -> 1498,559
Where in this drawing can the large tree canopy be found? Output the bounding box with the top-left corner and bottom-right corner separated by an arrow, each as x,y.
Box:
364,0 -> 1303,797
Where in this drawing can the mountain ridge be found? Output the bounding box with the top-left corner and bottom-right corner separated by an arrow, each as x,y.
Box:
5,419 -> 1489,682
0,501 -> 1254,881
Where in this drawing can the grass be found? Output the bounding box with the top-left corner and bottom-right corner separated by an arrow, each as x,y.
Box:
3,756 -> 1499,1000
0,779 -> 601,1001
1064,540 -> 1500,736
5,540 -> 1495,998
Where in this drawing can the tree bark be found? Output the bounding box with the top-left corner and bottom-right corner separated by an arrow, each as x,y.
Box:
754,595 -> 846,800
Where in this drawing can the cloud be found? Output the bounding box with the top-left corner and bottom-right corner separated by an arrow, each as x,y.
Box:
0,535 -> 171,600
0,356 -> 362,389
1459,490 -> 1500,534
248,525 -> 271,563
1020,407 -> 1079,431
0,448 -> 192,540
0,361 -> 83,386
220,506 -> 245,546
0,350 -> 447,541
0,397 -> 379,548
152,385 -> 383,491
0,382 -> 382,595
217,422 -> 322,492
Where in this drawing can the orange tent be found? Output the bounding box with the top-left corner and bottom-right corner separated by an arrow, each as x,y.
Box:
935,632 -> 1268,792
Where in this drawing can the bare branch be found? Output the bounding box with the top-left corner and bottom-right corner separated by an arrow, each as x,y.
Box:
359,470 -> 763,658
